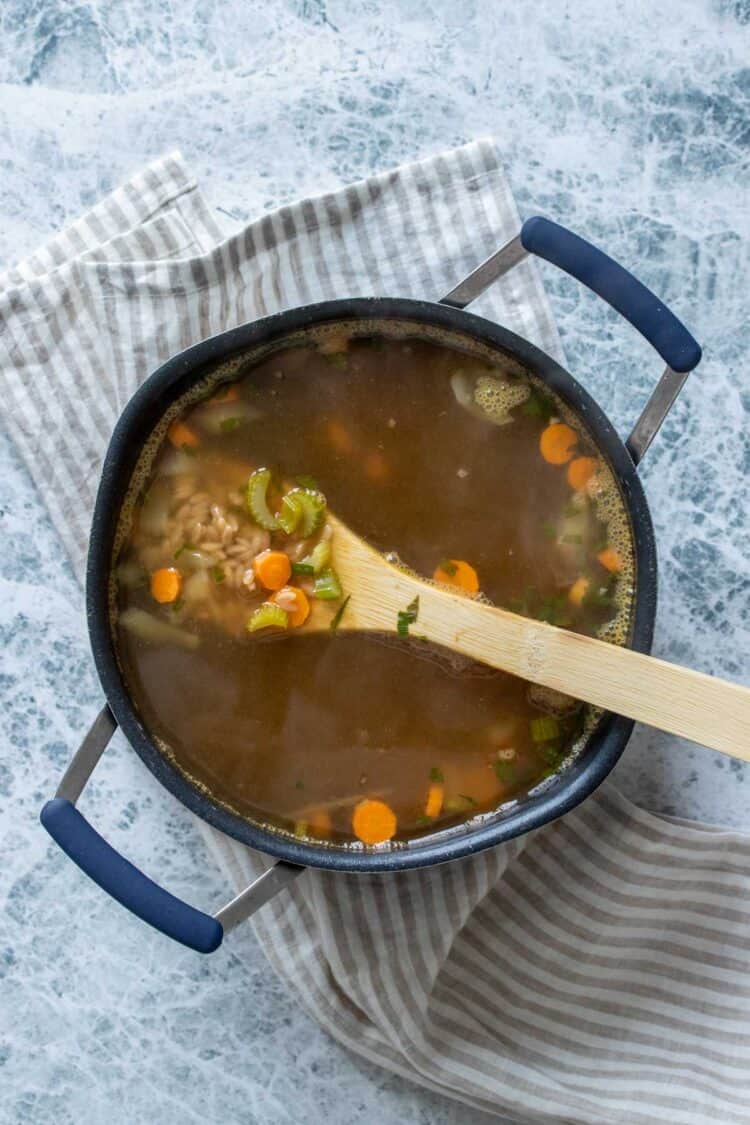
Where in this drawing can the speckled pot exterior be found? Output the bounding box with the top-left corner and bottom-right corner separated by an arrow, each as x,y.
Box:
87,298 -> 657,872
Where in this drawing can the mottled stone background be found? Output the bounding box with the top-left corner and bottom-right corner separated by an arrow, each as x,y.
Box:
1,2 -> 748,1122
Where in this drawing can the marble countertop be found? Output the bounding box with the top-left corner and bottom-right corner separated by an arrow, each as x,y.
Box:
1,2 -> 749,1122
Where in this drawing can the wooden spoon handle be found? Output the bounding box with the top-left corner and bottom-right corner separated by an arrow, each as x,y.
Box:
414,585 -> 750,762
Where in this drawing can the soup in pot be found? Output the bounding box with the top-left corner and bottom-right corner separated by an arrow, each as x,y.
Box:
113,324 -> 634,848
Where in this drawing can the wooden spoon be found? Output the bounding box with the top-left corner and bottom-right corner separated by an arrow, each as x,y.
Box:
305,514 -> 750,762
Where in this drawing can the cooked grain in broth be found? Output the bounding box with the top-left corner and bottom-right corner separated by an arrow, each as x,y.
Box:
114,327 -> 634,847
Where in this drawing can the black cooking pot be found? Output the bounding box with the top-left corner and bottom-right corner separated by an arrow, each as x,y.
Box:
41,218 -> 701,953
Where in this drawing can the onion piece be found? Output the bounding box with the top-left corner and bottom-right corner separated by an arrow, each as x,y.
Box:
119,607 -> 199,650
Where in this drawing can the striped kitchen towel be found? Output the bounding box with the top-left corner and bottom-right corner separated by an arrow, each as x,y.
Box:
2,145 -> 750,1125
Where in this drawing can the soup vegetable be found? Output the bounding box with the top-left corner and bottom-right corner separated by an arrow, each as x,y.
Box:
114,327 -> 634,848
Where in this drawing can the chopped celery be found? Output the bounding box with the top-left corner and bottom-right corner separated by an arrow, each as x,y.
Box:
277,492 -> 303,534
313,567 -> 343,600
530,715 -> 560,742
292,562 -> 315,576
291,488 -> 327,537
429,767 -> 444,782
296,474 -> 319,489
246,468 -> 280,531
300,539 -> 331,574
445,794 -> 476,814
247,603 -> 289,632
294,819 -> 308,838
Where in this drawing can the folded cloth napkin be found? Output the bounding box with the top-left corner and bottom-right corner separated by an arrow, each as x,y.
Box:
2,143 -> 750,1125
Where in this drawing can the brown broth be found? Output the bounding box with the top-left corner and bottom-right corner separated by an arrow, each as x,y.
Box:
114,329 -> 634,847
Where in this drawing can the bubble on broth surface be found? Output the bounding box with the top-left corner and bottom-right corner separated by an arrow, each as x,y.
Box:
473,372 -> 530,424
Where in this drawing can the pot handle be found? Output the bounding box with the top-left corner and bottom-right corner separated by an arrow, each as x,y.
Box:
441,216 -> 702,463
40,707 -> 303,954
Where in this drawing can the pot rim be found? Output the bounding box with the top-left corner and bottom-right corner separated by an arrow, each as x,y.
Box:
87,297 -> 657,872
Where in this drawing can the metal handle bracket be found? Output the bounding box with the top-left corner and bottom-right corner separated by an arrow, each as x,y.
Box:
41,706 -> 301,952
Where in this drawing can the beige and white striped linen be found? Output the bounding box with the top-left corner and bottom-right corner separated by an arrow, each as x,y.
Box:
2,144 -> 749,1125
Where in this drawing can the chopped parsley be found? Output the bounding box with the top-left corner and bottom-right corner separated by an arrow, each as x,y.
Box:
329,594 -> 351,632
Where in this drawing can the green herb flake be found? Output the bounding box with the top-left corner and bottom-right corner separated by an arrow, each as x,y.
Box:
181,442 -> 197,457
329,594 -> 351,632
295,779 -> 305,791
171,598 -> 185,613
459,794 -> 477,807
493,760 -> 516,782
296,474 -> 319,490
429,767 -> 444,783
210,565 -> 226,584
292,562 -> 315,576
562,533 -> 583,545
396,595 -> 420,637
541,521 -> 557,541
438,558 -> 458,577
415,815 -> 433,827
219,416 -> 243,433
294,819 -> 308,838
522,390 -> 556,421
326,353 -> 347,369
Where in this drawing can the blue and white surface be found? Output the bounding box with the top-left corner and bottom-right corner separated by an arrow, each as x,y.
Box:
1,2 -> 749,1122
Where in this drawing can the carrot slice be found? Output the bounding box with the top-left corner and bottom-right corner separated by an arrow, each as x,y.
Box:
540,422 -> 578,465
167,420 -> 199,449
352,798 -> 397,845
271,586 -> 310,627
309,809 -> 332,838
150,567 -> 183,604
327,420 -> 353,455
433,559 -> 479,594
597,547 -> 622,573
568,576 -> 590,606
425,783 -> 444,819
209,384 -> 239,404
253,550 -> 292,591
364,450 -> 389,483
567,456 -> 598,491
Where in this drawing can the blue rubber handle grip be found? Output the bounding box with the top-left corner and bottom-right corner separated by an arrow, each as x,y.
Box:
520,217 -> 702,374
41,798 -> 223,954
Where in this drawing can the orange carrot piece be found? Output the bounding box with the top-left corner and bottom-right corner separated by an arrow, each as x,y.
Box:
327,420 -> 354,455
167,419 -> 199,449
352,798 -> 397,845
540,422 -> 578,465
271,586 -> 310,628
253,550 -> 292,591
364,450 -> 389,483
433,559 -> 480,594
568,576 -> 590,606
597,547 -> 622,573
150,567 -> 183,604
425,783 -> 444,819
309,809 -> 332,838
209,384 -> 240,404
567,456 -> 598,491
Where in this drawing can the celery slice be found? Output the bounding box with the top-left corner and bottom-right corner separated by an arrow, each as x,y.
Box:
277,492 -> 303,535
530,715 -> 560,742
300,539 -> 331,574
313,567 -> 343,601
287,487 -> 327,537
247,603 -> 289,632
245,469 -> 280,531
